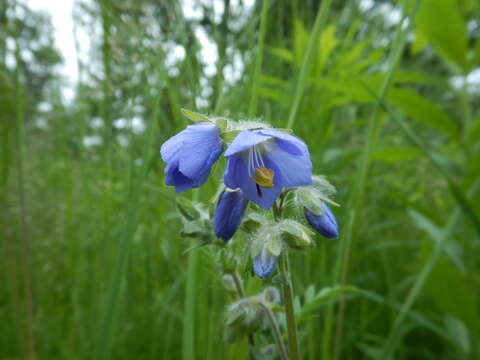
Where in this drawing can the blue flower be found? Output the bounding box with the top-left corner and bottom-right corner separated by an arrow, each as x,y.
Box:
224,129 -> 312,210
253,251 -> 277,279
305,202 -> 339,238
214,189 -> 248,242
160,122 -> 223,193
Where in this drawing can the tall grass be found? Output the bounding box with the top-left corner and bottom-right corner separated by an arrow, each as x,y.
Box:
1,0 -> 479,359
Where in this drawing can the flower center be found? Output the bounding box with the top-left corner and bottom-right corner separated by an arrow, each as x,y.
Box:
252,166 -> 275,188
247,144 -> 275,191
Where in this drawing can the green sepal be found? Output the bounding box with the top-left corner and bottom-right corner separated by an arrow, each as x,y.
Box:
297,187 -> 325,216
180,108 -> 212,123
275,128 -> 293,134
241,212 -> 267,234
266,234 -> 283,257
221,130 -> 241,143
213,117 -> 229,132
180,221 -> 205,238
176,197 -> 201,220
251,223 -> 281,257
279,219 -> 313,249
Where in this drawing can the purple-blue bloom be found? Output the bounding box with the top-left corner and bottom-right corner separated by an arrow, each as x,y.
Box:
214,189 -> 248,242
224,129 -> 312,210
253,251 -> 277,279
160,122 -> 223,193
305,202 -> 339,238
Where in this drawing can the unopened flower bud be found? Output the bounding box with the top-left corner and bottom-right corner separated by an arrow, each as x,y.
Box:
214,189 -> 248,241
305,202 -> 339,238
263,286 -> 280,303
253,248 -> 277,279
280,220 -> 313,249
176,197 -> 201,220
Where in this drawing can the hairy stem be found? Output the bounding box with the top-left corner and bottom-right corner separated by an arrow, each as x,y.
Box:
279,252 -> 300,360
259,303 -> 288,360
273,200 -> 300,360
231,271 -> 256,358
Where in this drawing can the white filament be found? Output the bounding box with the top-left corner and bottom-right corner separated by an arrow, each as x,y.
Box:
247,144 -> 265,177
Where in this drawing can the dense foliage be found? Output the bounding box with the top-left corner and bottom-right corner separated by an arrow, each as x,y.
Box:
1,0 -> 480,359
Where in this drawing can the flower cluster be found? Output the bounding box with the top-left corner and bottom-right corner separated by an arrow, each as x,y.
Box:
161,110 -> 339,278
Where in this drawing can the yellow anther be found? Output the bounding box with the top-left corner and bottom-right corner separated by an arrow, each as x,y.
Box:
252,166 -> 275,188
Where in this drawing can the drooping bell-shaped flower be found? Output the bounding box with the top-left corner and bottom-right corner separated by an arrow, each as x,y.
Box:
253,249 -> 277,279
305,202 -> 339,238
160,122 -> 223,193
224,129 -> 312,210
214,189 -> 248,242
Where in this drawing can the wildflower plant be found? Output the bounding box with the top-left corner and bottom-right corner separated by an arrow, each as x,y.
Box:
161,109 -> 340,359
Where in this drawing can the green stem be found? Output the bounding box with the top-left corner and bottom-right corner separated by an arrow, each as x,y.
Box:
460,74 -> 472,155
279,252 -> 300,360
328,1 -> 420,358
259,303 -> 288,360
286,0 -> 333,129
248,0 -> 269,117
183,189 -> 200,360
14,36 -> 36,360
94,73 -> 159,360
183,246 -> 199,360
231,271 -> 256,358
273,200 -> 300,359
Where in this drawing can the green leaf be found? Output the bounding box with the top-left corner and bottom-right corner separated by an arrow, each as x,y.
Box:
470,39 -> 480,69
388,88 -> 460,140
408,209 -> 464,271
411,30 -> 428,55
260,75 -> 290,89
334,39 -> 368,71
415,0 -> 469,71
393,70 -> 442,85
298,285 -> 359,322
269,47 -> 294,63
258,86 -> 290,104
373,147 -> 422,163
180,108 -> 211,123
421,243 -> 480,333
316,24 -> 338,75
293,19 -> 309,68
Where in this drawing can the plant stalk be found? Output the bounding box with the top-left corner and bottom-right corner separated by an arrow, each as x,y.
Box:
279,251 -> 300,360
231,271 -> 256,358
273,200 -> 300,359
259,303 -> 288,360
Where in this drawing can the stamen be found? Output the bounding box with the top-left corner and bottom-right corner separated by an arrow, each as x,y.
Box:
247,147 -> 254,176
246,144 -> 274,193
252,166 -> 275,188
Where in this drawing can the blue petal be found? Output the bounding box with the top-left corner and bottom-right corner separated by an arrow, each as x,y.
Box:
164,162 -> 196,193
214,190 -> 248,241
179,123 -> 223,179
160,122 -> 223,192
224,154 -> 282,210
262,141 -> 312,188
258,129 -> 308,156
305,202 -> 339,238
224,130 -> 271,156
253,252 -> 277,279
160,131 -> 184,163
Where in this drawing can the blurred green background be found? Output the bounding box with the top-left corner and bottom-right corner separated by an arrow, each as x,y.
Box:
1,0 -> 480,359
